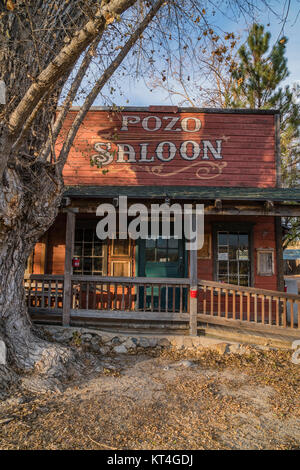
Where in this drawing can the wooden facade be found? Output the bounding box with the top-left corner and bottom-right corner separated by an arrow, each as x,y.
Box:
26,107 -> 300,334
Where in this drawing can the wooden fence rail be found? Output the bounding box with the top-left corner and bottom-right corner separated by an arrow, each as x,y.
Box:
197,279 -> 300,330
24,275 -> 300,332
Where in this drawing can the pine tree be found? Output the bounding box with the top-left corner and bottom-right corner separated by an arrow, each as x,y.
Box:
227,23 -> 300,188
227,23 -> 300,247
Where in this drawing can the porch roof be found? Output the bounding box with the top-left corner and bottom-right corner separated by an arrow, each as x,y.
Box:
64,185 -> 300,203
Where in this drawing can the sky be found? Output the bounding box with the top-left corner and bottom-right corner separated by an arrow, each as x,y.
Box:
99,0 -> 300,107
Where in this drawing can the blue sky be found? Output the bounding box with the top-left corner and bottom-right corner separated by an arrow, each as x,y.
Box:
100,0 -> 300,107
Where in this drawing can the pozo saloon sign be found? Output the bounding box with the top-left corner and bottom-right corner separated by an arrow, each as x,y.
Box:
91,115 -> 227,179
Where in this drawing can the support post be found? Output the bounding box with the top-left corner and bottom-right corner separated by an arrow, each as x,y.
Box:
189,213 -> 198,336
63,210 -> 75,326
275,216 -> 284,292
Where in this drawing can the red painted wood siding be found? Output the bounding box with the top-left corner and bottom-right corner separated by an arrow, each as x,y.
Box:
58,110 -> 277,188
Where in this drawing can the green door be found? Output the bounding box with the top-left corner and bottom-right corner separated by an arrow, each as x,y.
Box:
137,237 -> 187,311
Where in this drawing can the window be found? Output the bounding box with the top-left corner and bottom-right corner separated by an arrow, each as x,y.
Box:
74,227 -> 106,275
217,231 -> 250,286
145,237 -> 179,263
257,248 -> 274,276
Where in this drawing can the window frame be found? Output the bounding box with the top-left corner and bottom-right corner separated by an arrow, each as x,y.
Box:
74,219 -> 108,276
212,222 -> 255,287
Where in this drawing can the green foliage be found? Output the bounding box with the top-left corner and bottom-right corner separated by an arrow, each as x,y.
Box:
226,24 -> 300,246
227,23 -> 300,189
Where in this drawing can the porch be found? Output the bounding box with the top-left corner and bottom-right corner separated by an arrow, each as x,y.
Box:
24,274 -> 300,337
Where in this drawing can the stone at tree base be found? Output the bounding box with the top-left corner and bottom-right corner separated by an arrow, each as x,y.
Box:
124,338 -> 137,349
113,344 -> 128,354
0,340 -> 6,365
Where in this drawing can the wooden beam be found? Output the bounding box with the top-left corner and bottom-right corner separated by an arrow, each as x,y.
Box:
63,210 -> 76,326
275,216 -> 284,292
70,309 -> 189,321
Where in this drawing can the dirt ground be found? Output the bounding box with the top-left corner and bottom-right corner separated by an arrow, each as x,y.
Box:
0,347 -> 299,450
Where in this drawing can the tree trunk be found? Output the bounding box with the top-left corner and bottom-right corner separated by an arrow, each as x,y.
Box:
0,164 -> 87,394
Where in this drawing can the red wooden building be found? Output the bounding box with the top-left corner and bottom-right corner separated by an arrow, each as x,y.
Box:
25,107 -> 300,335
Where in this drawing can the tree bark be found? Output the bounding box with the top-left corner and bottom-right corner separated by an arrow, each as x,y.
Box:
0,163 -> 86,393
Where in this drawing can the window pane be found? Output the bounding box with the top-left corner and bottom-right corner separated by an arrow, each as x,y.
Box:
239,233 -> 249,248
146,248 -> 156,262
168,249 -> 179,262
229,233 -> 238,259
157,238 -> 167,248
168,238 -> 179,249
239,276 -> 249,286
84,229 -> 93,242
146,239 -> 155,249
229,261 -> 238,274
239,261 -> 249,275
83,258 -> 92,274
218,275 -> 228,283
93,258 -> 103,273
94,243 -> 103,256
157,249 -> 168,262
218,232 -> 228,245
218,261 -> 228,275
229,276 -> 238,285
74,244 -> 82,257
75,229 -> 83,242
83,243 -> 92,256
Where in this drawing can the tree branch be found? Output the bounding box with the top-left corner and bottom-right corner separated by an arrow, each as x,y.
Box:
57,0 -> 165,170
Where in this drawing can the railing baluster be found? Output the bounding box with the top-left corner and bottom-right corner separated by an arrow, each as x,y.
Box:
232,290 -> 236,320
239,291 -> 243,321
225,288 -> 228,319
253,293 -> 257,323
217,288 -> 221,317
247,293 -> 250,322
268,296 -> 272,325
275,296 -> 279,326
210,287 -> 214,316
282,298 -> 287,327
203,286 -> 207,315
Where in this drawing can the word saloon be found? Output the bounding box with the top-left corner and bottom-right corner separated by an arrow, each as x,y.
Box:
91,139 -> 223,166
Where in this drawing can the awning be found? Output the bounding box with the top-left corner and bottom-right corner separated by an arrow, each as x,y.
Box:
64,185 -> 300,202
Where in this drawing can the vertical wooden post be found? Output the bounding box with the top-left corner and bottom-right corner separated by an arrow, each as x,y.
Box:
275,216 -> 284,292
189,212 -> 198,336
63,210 -> 75,326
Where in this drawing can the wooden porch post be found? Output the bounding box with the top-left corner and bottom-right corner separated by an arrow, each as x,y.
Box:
275,216 -> 284,292
63,210 -> 75,326
189,212 -> 198,336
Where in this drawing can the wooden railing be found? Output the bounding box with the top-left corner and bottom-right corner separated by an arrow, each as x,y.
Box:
70,275 -> 189,321
24,274 -> 300,334
24,274 -> 64,314
197,280 -> 300,331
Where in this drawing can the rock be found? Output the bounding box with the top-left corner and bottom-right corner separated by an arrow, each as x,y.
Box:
124,338 -> 137,349
139,338 -> 151,348
82,334 -> 92,342
158,338 -> 170,348
111,336 -> 121,345
99,346 -> 110,355
228,343 -> 241,354
0,340 -> 6,365
101,334 -> 114,343
113,344 -> 128,354
176,360 -> 195,368
211,342 -> 230,355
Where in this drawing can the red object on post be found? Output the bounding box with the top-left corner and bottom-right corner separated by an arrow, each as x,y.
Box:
190,288 -> 198,299
72,257 -> 80,268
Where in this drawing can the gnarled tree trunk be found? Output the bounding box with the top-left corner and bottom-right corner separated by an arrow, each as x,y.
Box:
0,162 -> 85,393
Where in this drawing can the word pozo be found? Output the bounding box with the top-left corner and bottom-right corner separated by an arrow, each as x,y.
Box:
91,114 -> 223,166
96,196 -> 204,251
